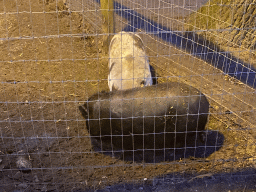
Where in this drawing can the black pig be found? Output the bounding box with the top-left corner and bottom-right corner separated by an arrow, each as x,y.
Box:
79,82 -> 209,150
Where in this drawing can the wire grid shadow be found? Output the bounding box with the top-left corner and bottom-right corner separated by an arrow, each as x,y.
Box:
0,0 -> 256,191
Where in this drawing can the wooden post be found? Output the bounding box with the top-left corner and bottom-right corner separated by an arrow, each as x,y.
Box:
100,0 -> 115,53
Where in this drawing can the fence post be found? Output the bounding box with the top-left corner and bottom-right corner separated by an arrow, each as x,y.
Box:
100,0 -> 115,53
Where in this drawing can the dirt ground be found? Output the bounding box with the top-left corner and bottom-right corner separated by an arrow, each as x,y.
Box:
0,0 -> 256,191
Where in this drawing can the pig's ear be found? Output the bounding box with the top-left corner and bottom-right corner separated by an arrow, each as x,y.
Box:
79,105 -> 88,119
112,84 -> 118,92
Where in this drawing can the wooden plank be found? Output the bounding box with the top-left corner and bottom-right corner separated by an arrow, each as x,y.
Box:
100,0 -> 115,53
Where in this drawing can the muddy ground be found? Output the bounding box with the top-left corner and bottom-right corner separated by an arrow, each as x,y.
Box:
0,0 -> 256,191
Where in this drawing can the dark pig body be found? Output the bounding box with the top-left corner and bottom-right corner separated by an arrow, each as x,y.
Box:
79,82 -> 209,150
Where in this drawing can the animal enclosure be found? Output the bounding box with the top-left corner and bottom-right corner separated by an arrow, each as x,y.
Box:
0,0 -> 256,191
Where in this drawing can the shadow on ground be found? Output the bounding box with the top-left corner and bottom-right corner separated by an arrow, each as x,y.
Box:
91,130 -> 224,163
95,168 -> 256,192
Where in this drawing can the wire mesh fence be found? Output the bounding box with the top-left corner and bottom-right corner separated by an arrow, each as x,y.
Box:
0,0 -> 256,191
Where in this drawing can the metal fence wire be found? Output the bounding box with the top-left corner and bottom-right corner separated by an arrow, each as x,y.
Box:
0,0 -> 256,191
